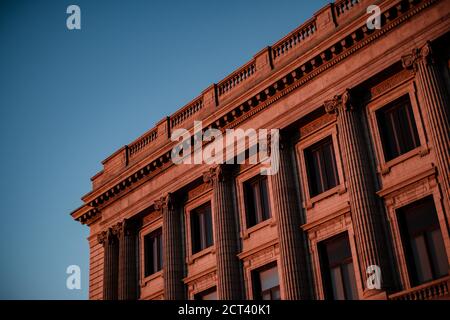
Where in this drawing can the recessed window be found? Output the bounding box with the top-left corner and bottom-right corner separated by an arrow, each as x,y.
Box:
252,263 -> 281,300
195,287 -> 217,300
319,233 -> 358,300
191,202 -> 214,254
304,137 -> 339,197
144,228 -> 163,277
376,95 -> 420,161
397,196 -> 448,286
244,175 -> 271,228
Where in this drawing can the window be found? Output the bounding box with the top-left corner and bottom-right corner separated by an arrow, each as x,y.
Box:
304,137 -> 339,197
195,287 -> 217,300
376,95 -> 420,161
253,263 -> 281,300
319,233 -> 358,300
244,175 -> 271,228
397,196 -> 448,286
144,228 -> 163,277
191,202 -> 214,254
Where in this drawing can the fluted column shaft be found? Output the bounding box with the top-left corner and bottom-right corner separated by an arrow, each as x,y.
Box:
269,134 -> 308,300
403,42 -> 450,212
325,90 -> 389,293
115,220 -> 138,300
156,194 -> 185,300
204,165 -> 242,300
98,229 -> 119,300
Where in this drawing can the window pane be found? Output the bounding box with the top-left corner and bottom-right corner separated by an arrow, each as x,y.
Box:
260,178 -> 271,220
204,206 -> 214,248
259,266 -> 279,291
397,196 -> 448,285
305,137 -> 338,197
271,287 -> 281,300
411,235 -> 433,283
427,229 -> 449,278
342,262 -> 358,300
330,267 -> 346,300
377,96 -> 419,161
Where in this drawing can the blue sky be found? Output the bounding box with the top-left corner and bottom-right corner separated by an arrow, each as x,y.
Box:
0,0 -> 329,299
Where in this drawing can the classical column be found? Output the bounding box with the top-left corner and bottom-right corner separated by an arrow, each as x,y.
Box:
268,132 -> 308,300
155,193 -> 185,300
98,228 -> 119,300
114,220 -> 138,300
203,165 -> 242,300
325,90 -> 390,295
402,42 -> 450,212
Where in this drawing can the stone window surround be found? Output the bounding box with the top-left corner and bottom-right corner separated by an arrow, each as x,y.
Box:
235,163 -> 277,239
305,210 -> 364,300
239,242 -> 281,300
296,122 -> 346,209
366,80 -> 430,176
139,216 -> 163,296
184,191 -> 215,265
380,170 -> 450,291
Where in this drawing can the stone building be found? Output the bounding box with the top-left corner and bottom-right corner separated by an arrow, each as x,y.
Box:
71,0 -> 450,300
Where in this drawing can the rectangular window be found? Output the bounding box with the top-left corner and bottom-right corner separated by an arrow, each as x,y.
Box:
305,137 -> 339,197
194,287 -> 217,300
252,263 -> 281,300
319,233 -> 358,300
191,202 -> 214,254
376,95 -> 420,161
244,175 -> 271,228
397,196 -> 449,286
144,228 -> 163,277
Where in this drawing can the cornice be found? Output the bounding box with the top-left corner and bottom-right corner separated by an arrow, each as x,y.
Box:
72,0 -> 441,225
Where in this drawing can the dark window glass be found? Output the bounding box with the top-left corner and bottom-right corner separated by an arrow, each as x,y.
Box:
144,228 -> 163,277
397,196 -> 448,286
244,175 -> 271,228
253,263 -> 281,300
305,137 -> 339,197
377,95 -> 420,161
191,202 -> 214,254
195,287 -> 218,300
319,233 -> 358,300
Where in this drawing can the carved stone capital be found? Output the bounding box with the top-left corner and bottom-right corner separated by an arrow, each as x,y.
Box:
154,193 -> 174,211
202,165 -> 230,186
401,41 -> 434,71
97,228 -> 116,246
111,219 -> 137,238
324,89 -> 354,115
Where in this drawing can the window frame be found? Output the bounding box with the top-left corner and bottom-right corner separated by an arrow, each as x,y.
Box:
318,232 -> 359,300
366,82 -> 428,176
143,227 -> 163,277
251,261 -> 281,301
140,218 -> 164,288
396,196 -> 449,287
296,124 -> 346,209
185,194 -> 216,264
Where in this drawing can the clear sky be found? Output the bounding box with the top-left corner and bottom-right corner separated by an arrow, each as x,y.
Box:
0,0 -> 329,299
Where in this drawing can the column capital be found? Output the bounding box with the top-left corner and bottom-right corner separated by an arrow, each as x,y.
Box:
97,228 -> 116,246
324,88 -> 354,115
111,219 -> 138,238
401,41 -> 433,71
154,193 -> 174,211
203,164 -> 232,185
